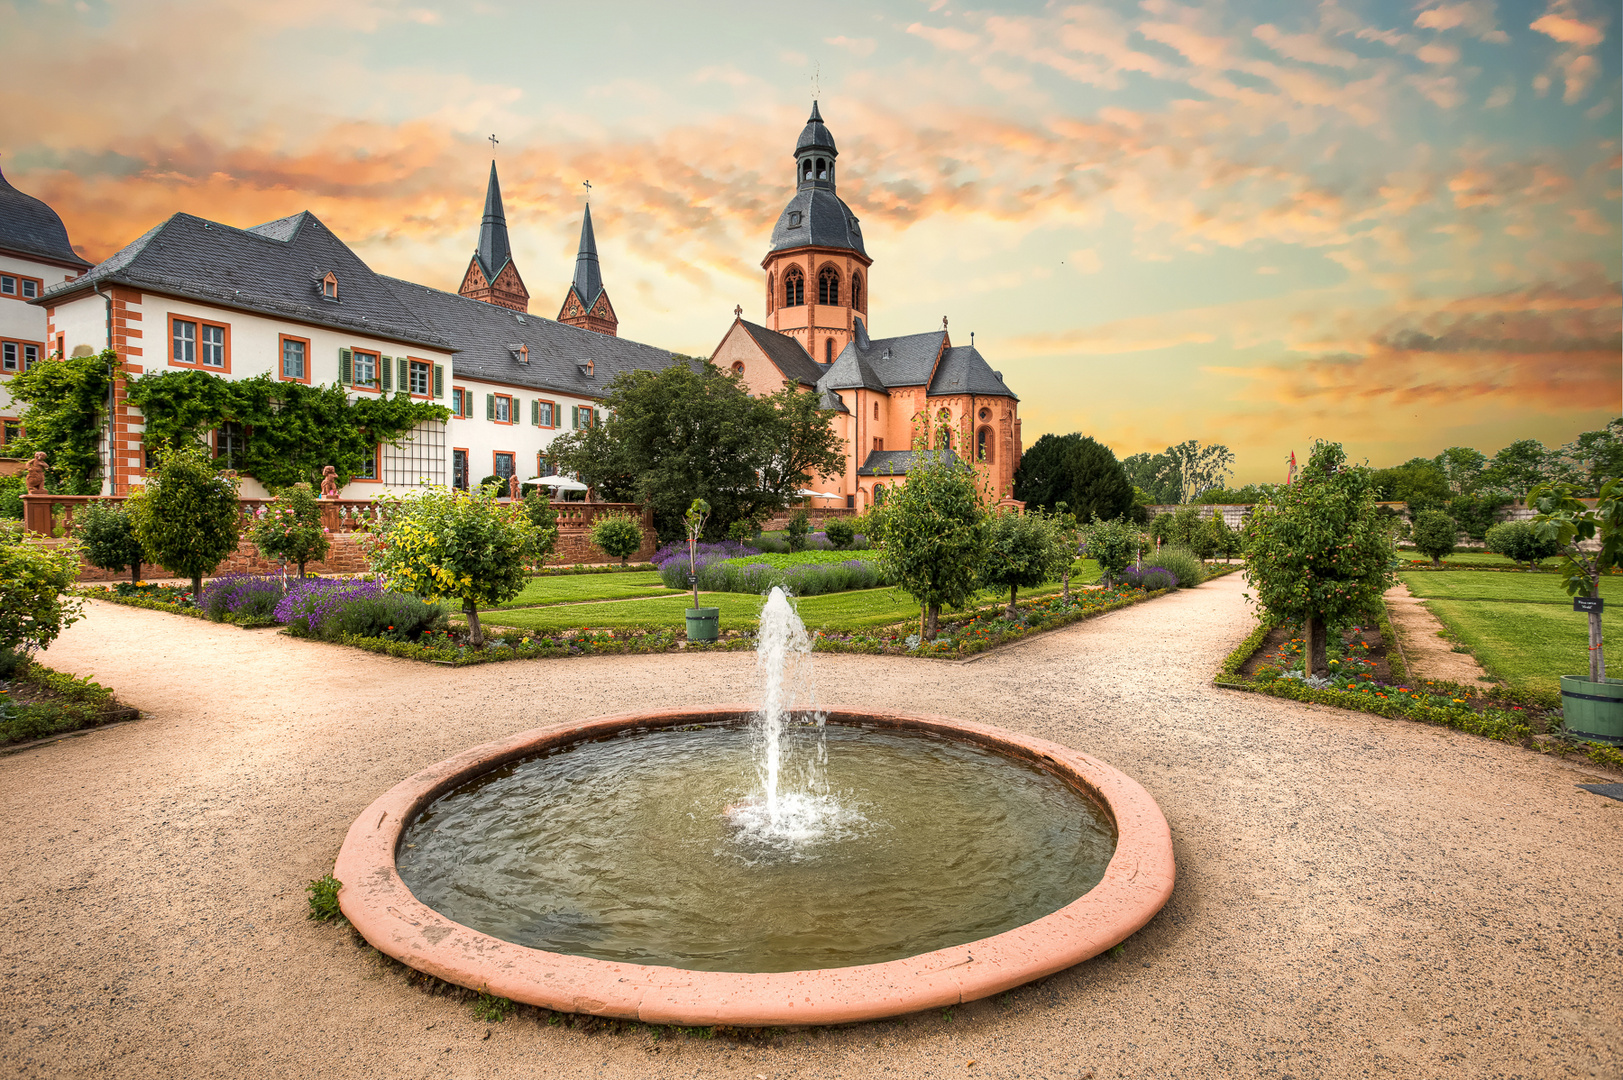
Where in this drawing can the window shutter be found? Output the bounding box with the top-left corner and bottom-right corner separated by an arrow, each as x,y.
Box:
530,399 -> 538,426
398,357 -> 409,392
433,364 -> 444,398
486,394 -> 495,420
339,348 -> 352,385
380,356 -> 393,390
571,405 -> 579,429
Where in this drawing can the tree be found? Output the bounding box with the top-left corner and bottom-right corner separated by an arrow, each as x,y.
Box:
1410,509 -> 1457,568
1012,433 -> 1134,522
1203,513 -> 1241,563
589,510 -> 643,567
77,499 -> 148,584
1531,479 -> 1622,682
521,493 -> 560,567
1169,505 -> 1205,549
1244,441 -> 1395,676
1558,419 -> 1623,492
7,349 -> 117,494
1481,439 -> 1555,499
548,358 -> 843,541
1165,440 -> 1235,503
248,483 -> 329,578
1433,446 -> 1487,495
1084,515 -> 1140,587
126,446 -> 242,599
1121,450 -> 1181,505
0,522 -> 84,657
363,484 -> 540,648
980,511 -> 1070,617
1485,521 -> 1561,567
1049,503 -> 1083,602
1372,458 -> 1450,513
872,453 -> 988,640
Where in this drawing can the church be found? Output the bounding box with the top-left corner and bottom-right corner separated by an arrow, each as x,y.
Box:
9,101 -> 1020,508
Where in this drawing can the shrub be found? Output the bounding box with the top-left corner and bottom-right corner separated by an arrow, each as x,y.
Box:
1484,520 -> 1561,566
478,474 -> 506,496
1149,512 -> 1174,545
199,573 -> 287,623
1170,505 -> 1205,549
589,510 -> 644,566
276,579 -> 384,637
981,510 -> 1072,616
1411,509 -> 1458,567
326,592 -> 448,641
77,499 -> 148,583
520,493 -> 560,566
0,522 -> 84,656
687,554 -> 891,595
126,445 -> 242,598
1121,565 -> 1178,591
1152,545 -> 1204,588
248,482 -> 329,577
0,475 -> 21,520
824,517 -> 855,549
306,875 -> 343,922
726,517 -> 760,543
1083,516 -> 1140,585
785,508 -> 811,552
651,539 -> 759,572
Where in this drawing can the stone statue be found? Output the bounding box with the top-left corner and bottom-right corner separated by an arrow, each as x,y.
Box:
25,452 -> 47,495
508,475 -> 521,500
320,465 -> 339,499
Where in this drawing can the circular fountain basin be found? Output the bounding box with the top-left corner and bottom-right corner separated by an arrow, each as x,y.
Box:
335,705 -> 1174,1026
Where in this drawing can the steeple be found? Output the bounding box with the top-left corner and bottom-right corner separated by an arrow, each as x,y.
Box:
458,159 -> 530,312
557,201 -> 618,336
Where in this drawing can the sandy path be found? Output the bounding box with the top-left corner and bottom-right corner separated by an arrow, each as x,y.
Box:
3,576 -> 1619,1080
1383,584 -> 1492,686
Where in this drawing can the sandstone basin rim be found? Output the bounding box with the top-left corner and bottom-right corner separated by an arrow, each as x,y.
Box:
334,704 -> 1176,1027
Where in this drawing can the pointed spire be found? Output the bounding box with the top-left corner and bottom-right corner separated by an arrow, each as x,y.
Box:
477,160 -> 512,276
572,204 -> 603,305
808,100 -> 824,123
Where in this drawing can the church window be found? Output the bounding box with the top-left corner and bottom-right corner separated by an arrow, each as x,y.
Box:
802,160 -> 814,181
767,273 -> 775,313
979,407 -> 990,421
977,427 -> 993,463
935,408 -> 953,451
817,158 -> 828,180
784,267 -> 804,307
818,267 -> 839,305
851,274 -> 862,311
824,338 -> 833,364
873,401 -> 879,420
873,483 -> 887,505
787,211 -> 803,228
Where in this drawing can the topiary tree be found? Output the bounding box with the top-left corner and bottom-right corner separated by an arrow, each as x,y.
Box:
1530,478 -> 1623,682
1244,440 -> 1395,676
126,446 -> 242,599
824,517 -> 855,550
980,510 -> 1071,617
872,454 -> 988,640
1485,520 -> 1562,567
589,510 -> 643,567
248,482 -> 329,578
785,508 -> 811,552
1411,509 -> 1457,568
1204,513 -> 1241,563
0,522 -> 84,659
363,484 -> 540,648
1049,502 -> 1083,602
1084,515 -> 1140,587
77,499 -> 148,584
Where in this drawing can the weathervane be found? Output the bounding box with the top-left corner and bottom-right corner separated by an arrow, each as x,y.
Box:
488,134 -> 499,153
813,62 -> 820,99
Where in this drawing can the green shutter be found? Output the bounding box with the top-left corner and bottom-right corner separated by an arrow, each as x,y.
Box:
379,356 -> 392,391
398,357 -> 410,393
433,364 -> 444,398
530,399 -> 538,426
571,405 -> 579,429
486,394 -> 495,420
339,348 -> 352,385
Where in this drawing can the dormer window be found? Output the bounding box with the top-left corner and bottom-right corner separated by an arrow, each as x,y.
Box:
787,211 -> 803,228
579,359 -> 595,377
510,344 -> 529,364
321,272 -> 338,301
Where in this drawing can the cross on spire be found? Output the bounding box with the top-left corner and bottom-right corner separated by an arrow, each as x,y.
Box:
488,134 -> 499,152
582,179 -> 592,203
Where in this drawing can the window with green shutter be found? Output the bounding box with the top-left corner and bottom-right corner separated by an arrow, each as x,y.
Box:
398,357 -> 409,393
379,356 -> 392,391
487,394 -> 496,420
433,364 -> 444,398
531,399 -> 539,426
339,348 -> 353,385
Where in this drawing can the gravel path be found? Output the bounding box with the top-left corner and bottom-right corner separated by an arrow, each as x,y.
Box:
3,574 -> 1619,1079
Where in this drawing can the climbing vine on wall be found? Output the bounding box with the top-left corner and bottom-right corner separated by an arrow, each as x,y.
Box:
124,370 -> 450,489
6,349 -> 117,494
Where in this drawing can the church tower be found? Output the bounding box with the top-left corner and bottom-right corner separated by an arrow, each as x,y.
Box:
557,204 -> 618,336
762,102 -> 872,364
458,161 -> 531,312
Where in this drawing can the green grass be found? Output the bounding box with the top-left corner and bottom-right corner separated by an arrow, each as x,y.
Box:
1395,550 -> 1551,569
1399,571 -> 1623,605
489,572 -> 676,609
1426,599 -> 1620,694
730,550 -> 880,569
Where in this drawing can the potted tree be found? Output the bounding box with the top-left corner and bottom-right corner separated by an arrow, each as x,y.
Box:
683,499 -> 720,642
1532,478 -> 1622,745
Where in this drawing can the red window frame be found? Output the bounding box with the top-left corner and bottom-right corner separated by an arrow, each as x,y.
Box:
492,450 -> 516,486
168,314 -> 232,373
351,443 -> 382,483
0,273 -> 44,302
278,333 -> 312,384
493,393 -> 515,425
0,339 -> 44,375
406,357 -> 433,398
350,349 -> 381,392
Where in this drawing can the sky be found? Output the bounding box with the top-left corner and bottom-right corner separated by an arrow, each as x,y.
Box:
1,0 -> 1618,485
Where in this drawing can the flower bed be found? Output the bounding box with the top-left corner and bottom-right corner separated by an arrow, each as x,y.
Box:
78,581 -> 208,620
1,657 -> 139,747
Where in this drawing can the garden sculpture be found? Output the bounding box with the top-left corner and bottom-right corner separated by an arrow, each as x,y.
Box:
509,475 -> 521,500
320,465 -> 339,498
25,452 -> 47,495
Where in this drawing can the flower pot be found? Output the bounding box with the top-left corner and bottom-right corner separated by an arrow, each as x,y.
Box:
685,607 -> 720,643
1559,675 -> 1623,745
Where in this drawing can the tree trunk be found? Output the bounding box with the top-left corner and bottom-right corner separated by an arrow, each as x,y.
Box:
130,562 -> 141,585
298,559 -> 307,579
924,603 -> 940,640
1062,571 -> 1070,605
1304,614 -> 1329,677
1590,592 -> 1603,683
1006,586 -> 1018,619
464,599 -> 485,649
1432,555 -> 1442,568
191,573 -> 203,601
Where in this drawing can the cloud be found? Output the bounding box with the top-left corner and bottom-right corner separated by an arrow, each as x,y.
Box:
905,22 -> 978,52
1415,1 -> 1511,42
1252,24 -> 1359,68
1530,0 -> 1609,103
824,35 -> 876,58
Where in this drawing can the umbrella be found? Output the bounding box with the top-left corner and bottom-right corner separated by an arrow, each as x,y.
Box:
530,474 -> 589,492
796,488 -> 841,498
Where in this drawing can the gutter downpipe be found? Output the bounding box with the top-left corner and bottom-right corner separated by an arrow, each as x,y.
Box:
92,283 -> 114,495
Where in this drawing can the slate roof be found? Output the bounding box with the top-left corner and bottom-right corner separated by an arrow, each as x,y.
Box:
796,101 -> 837,155
380,277 -> 678,396
858,448 -> 960,477
42,211 -> 452,350
822,330 -> 947,391
475,160 -> 513,280
739,320 -> 825,387
571,205 -> 604,308
928,345 -> 1019,400
0,164 -> 92,268
768,188 -> 866,258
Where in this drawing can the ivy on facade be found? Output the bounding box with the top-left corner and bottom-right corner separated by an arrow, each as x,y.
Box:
5,349 -> 117,494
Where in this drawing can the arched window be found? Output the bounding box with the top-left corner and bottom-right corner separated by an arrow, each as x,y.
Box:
784,267 -> 804,307
802,160 -> 813,181
873,483 -> 887,505
851,274 -> 862,311
732,361 -> 744,374
977,427 -> 993,463
818,267 -> 839,305
767,272 -> 775,314
817,158 -> 829,180
873,400 -> 878,420
824,338 -> 833,363
935,408 -> 953,451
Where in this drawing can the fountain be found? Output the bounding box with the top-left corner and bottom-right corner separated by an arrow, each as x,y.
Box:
336,587 -> 1173,1024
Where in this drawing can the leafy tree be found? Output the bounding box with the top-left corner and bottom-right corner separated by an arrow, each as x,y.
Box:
1410,509 -> 1457,568
1447,492 -> 1512,540
1433,446 -> 1487,495
248,483 -> 329,577
0,476 -> 22,520
364,484 -> 540,648
1195,483 -> 1282,505
785,508 -> 811,552
1166,439 -> 1235,503
1244,441 -> 1395,676
1481,439 -> 1555,499
1083,515 -> 1140,587
7,349 -> 117,494
1203,513 -> 1241,562
823,517 -> 855,549
126,446 -> 242,599
548,358 -> 843,541
683,498 -> 710,609
1121,451 -> 1181,505
980,511 -> 1071,617
1012,433 -> 1134,522
77,499 -> 148,584
0,522 -> 84,657
1149,512 -> 1175,545
1485,520 -> 1561,567
871,453 -> 988,640
1372,458 -> 1450,513
1169,505 -> 1205,549
589,510 -> 643,567
1558,419 -> 1623,492
521,493 -> 560,566
1049,502 -> 1083,602
1531,479 -> 1623,682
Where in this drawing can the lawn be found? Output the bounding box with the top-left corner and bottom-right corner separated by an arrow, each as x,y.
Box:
1395,550 -> 1553,570
1399,571 -> 1623,605
490,572 -> 676,609
1426,599 -> 1620,694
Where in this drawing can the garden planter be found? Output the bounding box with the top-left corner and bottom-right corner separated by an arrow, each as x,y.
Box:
685,607 -> 720,642
1559,675 -> 1623,745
